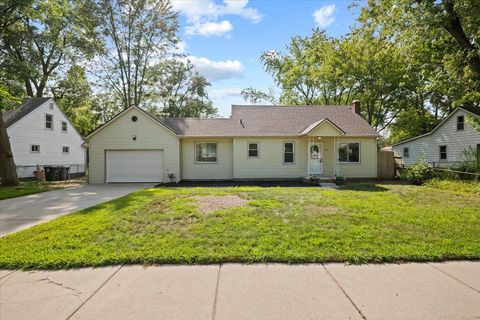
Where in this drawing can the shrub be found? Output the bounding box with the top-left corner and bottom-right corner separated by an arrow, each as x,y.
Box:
403,159 -> 431,185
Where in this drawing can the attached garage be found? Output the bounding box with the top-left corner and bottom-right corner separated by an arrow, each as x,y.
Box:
106,150 -> 164,183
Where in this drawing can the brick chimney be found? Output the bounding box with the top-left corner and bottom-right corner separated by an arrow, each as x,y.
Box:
351,100 -> 361,115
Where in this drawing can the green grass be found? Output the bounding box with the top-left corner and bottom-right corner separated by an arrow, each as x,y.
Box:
425,178 -> 480,195
1,183 -> 479,269
0,181 -> 60,200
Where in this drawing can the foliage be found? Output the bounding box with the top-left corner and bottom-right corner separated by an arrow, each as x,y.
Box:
466,115 -> 480,132
1,184 -> 479,269
425,178 -> 480,195
145,59 -> 217,118
241,86 -> 278,105
403,159 -> 432,185
457,146 -> 480,174
94,0 -> 178,109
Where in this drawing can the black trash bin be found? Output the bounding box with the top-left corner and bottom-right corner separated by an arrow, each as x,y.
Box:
44,166 -> 57,181
58,167 -> 70,181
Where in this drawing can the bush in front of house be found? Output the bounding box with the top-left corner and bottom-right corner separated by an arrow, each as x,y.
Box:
403,159 -> 432,185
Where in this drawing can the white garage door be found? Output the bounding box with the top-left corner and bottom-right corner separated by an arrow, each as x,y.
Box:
106,150 -> 164,183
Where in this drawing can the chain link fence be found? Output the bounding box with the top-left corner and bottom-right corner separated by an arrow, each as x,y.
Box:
16,164 -> 86,179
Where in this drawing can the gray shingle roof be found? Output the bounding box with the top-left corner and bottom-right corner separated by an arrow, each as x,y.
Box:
2,97 -> 52,128
158,105 -> 379,137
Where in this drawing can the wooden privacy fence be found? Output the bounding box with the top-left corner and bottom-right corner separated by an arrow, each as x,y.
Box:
377,150 -> 395,180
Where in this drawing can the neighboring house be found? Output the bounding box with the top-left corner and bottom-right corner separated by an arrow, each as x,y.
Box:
391,106 -> 480,167
86,102 -> 379,183
3,97 -> 86,178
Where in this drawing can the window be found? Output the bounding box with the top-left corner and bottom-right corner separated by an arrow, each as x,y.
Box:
248,142 -> 259,158
62,146 -> 70,154
439,145 -> 447,160
61,121 -> 67,132
477,144 -> 480,156
403,147 -> 409,158
45,113 -> 53,130
457,115 -> 465,130
30,145 -> 40,153
339,143 -> 360,163
283,142 -> 295,164
195,143 -> 217,163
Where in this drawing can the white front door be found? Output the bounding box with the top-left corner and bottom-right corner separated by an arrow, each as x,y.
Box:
308,142 -> 324,175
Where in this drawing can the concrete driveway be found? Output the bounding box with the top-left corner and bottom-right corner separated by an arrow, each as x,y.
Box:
1,262 -> 479,320
0,183 -> 155,237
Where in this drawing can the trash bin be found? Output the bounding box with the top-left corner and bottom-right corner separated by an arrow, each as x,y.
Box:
58,167 -> 70,181
44,166 -> 58,181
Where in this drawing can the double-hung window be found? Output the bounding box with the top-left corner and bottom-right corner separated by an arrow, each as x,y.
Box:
283,142 -> 295,164
61,121 -> 68,132
195,142 -> 217,163
439,145 -> 447,160
45,114 -> 53,130
403,147 -> 409,158
457,116 -> 465,130
339,143 -> 360,163
248,142 -> 259,158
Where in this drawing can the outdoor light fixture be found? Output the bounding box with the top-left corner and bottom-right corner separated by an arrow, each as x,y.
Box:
133,135 -> 137,141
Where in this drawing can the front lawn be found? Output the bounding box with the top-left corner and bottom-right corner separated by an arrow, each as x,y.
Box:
1,183 -> 479,269
0,180 -> 83,200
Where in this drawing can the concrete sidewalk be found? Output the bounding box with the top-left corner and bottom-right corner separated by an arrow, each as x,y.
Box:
1,262 -> 479,320
0,183 -> 154,236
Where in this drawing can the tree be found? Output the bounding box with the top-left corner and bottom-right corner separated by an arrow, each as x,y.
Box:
52,65 -> 100,136
0,84 -> 20,186
241,87 -> 278,105
94,0 -> 178,110
145,60 -> 217,118
0,0 -> 99,97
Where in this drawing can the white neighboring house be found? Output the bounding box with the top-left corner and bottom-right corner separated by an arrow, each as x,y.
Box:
3,97 -> 86,178
391,106 -> 480,167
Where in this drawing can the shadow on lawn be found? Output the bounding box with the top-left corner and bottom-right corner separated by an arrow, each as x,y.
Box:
337,184 -> 389,192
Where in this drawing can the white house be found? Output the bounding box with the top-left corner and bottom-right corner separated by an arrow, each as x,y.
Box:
391,106 -> 480,167
3,97 -> 86,178
85,102 -> 380,184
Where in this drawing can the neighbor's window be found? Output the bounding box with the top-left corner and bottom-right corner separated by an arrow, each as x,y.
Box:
248,142 -> 259,158
439,145 -> 447,160
283,142 -> 295,163
61,121 -> 67,132
62,146 -> 70,154
30,144 -> 40,153
477,144 -> 480,156
457,115 -> 465,130
45,114 -> 53,129
195,142 -> 217,163
403,147 -> 409,158
339,143 -> 360,163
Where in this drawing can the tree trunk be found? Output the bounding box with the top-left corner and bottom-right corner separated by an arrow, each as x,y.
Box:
0,112 -> 19,186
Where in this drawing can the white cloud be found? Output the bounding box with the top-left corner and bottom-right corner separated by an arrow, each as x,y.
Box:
313,4 -> 336,28
186,56 -> 245,81
172,0 -> 262,37
210,88 -> 243,99
186,20 -> 233,36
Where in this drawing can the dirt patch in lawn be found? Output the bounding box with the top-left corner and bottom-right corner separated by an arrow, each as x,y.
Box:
193,195 -> 247,213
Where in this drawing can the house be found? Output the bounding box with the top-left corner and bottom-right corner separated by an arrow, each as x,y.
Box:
391,106 -> 480,167
85,101 -> 379,183
3,97 -> 86,178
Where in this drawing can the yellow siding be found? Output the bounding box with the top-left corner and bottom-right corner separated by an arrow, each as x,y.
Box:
337,137 -> 378,178
88,108 -> 180,184
181,138 -> 233,180
309,122 -> 344,136
232,137 -> 308,179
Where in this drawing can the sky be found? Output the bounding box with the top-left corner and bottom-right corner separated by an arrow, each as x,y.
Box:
171,0 -> 364,117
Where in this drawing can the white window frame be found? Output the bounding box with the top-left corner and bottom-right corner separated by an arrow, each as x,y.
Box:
30,144 -> 40,153
62,146 -> 70,154
45,113 -> 54,130
403,147 -> 409,158
456,115 -> 465,131
61,121 -> 68,132
338,142 -> 361,164
439,145 -> 447,161
194,142 -> 218,163
283,141 -> 295,164
247,141 -> 259,158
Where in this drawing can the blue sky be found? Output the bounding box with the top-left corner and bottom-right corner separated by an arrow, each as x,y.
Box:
171,0 -> 363,116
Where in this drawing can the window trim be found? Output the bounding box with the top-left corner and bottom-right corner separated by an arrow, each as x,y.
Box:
439,145 -> 447,161
62,146 -> 70,154
456,115 -> 465,131
338,142 -> 361,164
282,141 -> 295,164
45,113 -> 54,130
194,142 -> 218,164
403,147 -> 409,158
61,121 -> 68,132
247,141 -> 259,159
30,144 -> 40,153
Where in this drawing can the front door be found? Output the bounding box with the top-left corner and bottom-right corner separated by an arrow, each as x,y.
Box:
308,143 -> 324,175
